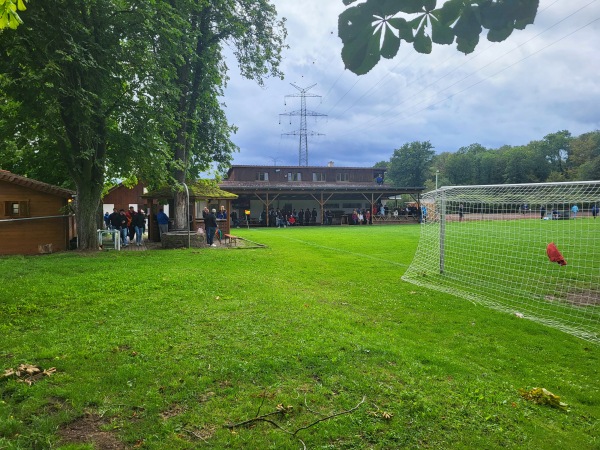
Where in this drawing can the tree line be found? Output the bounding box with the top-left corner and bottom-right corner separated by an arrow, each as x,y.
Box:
377,130 -> 600,190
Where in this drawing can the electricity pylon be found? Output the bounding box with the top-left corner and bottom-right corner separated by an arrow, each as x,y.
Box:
279,83 -> 326,166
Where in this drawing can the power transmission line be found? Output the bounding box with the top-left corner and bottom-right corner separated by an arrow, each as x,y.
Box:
279,83 -> 327,166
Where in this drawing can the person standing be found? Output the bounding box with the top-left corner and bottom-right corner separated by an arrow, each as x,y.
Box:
592,204 -> 598,219
458,203 -> 464,222
540,204 -> 546,219
157,208 -> 169,238
118,209 -> 129,246
126,206 -> 136,242
108,208 -> 120,230
103,212 -> 110,229
571,204 -> 579,219
205,208 -> 218,247
133,209 -> 146,246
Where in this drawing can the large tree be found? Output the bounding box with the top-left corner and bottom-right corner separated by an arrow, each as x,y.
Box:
387,140 -> 435,187
339,0 -> 540,75
0,1 -> 165,249
0,0 -> 286,247
151,0 -> 286,230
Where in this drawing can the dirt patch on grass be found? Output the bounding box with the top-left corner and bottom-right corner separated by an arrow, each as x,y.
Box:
58,414 -> 125,450
546,290 -> 600,307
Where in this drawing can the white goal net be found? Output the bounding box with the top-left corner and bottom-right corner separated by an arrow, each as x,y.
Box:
402,181 -> 600,344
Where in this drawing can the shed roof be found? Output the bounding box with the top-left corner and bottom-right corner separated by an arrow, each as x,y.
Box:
143,180 -> 238,200
0,170 -> 75,198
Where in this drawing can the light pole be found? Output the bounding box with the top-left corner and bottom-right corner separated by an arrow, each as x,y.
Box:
435,170 -> 440,190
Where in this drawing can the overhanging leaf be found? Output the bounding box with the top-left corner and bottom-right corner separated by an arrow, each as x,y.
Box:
435,0 -> 463,26
423,0 -> 437,12
456,35 -> 478,54
431,16 -> 455,45
397,0 -> 426,14
487,26 -> 514,43
453,6 -> 482,41
380,24 -> 400,59
413,24 -> 432,54
388,17 -> 414,43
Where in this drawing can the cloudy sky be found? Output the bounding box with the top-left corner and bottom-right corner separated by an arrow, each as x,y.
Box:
222,0 -> 600,168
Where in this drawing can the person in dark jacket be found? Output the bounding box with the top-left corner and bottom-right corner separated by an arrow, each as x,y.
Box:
157,209 -> 169,238
118,209 -> 129,246
304,208 -> 311,225
204,208 -> 218,247
108,208 -> 121,230
133,209 -> 146,246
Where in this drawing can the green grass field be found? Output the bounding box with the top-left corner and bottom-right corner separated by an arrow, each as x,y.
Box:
1,225 -> 598,449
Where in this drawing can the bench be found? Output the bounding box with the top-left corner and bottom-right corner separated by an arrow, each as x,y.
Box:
223,234 -> 239,246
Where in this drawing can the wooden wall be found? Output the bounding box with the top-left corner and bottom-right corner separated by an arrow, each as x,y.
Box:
0,180 -> 72,255
103,183 -> 146,212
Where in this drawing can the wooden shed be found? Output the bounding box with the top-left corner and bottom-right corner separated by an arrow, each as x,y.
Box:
0,170 -> 76,255
142,181 -> 238,242
102,182 -> 147,215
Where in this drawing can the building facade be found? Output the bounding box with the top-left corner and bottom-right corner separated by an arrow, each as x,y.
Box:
0,170 -> 75,255
219,165 -> 423,225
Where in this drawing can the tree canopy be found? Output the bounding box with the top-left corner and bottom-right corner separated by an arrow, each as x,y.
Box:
386,141 -> 435,187
339,0 -> 540,75
0,0 -> 286,249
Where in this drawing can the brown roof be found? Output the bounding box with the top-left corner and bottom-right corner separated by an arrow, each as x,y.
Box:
0,170 -> 75,198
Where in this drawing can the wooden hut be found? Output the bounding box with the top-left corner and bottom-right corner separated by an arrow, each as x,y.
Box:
0,170 -> 76,255
142,181 -> 238,242
102,182 -> 147,216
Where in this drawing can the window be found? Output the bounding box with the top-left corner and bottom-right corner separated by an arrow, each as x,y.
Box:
287,172 -> 302,181
256,172 -> 269,181
336,173 -> 349,182
312,172 -> 326,182
4,200 -> 30,218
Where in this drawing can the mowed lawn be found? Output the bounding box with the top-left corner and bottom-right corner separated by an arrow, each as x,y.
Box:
0,225 -> 598,449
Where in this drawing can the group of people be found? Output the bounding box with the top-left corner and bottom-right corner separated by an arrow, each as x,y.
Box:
350,208 -> 371,225
104,206 -> 146,247
259,208 -> 321,228
539,204 -> 598,220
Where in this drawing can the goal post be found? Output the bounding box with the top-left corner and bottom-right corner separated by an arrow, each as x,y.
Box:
403,181 -> 600,344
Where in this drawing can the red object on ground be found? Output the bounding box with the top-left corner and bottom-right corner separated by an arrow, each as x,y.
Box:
546,242 -> 567,266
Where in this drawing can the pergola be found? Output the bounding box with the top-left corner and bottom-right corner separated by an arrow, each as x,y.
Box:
218,180 -> 425,225
142,181 -> 238,241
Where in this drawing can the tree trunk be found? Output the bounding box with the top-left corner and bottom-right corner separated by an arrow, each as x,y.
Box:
172,133 -> 188,230
174,189 -> 188,231
74,179 -> 104,250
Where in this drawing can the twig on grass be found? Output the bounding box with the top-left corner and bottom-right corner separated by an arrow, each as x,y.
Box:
184,428 -> 209,443
292,396 -> 366,436
226,395 -> 366,449
225,406 -> 292,430
255,389 -> 268,417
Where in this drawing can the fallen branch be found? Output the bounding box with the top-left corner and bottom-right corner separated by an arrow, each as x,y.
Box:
225,395 -> 366,449
293,396 -> 366,436
225,404 -> 293,430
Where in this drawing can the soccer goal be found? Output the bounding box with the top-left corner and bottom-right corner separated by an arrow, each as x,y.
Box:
402,181 -> 600,344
